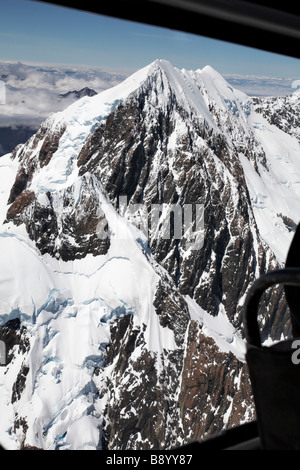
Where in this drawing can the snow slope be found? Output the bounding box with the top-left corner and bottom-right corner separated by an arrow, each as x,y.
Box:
0,170 -> 177,449
242,110 -> 300,262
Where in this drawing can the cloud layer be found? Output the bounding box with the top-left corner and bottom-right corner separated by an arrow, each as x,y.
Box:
0,61 -> 128,127
224,73 -> 296,97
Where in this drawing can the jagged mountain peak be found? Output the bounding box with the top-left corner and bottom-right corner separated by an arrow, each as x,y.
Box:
200,63 -> 248,97
201,63 -> 220,75
44,58 -> 249,132
140,59 -> 251,126
7,60 -> 220,195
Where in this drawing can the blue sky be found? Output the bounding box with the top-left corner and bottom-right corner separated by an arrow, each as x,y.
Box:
1,0 -> 300,79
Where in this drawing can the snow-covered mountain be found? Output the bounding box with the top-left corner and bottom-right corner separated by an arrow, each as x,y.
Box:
0,59 -> 299,450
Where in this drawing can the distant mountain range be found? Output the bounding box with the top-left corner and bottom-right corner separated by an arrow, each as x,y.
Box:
58,87 -> 97,100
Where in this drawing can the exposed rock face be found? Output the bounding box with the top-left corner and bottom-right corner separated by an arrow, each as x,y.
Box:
0,60 -> 298,450
253,92 -> 300,143
9,121 -> 66,197
103,311 -> 255,450
6,173 -> 110,260
179,321 -> 254,442
76,66 -> 285,335
0,318 -> 27,366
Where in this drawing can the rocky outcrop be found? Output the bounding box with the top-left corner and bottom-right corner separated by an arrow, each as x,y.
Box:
6,175 -> 110,260
253,93 -> 300,143
179,321 -> 254,442
0,318 -> 28,366
103,303 -> 255,449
